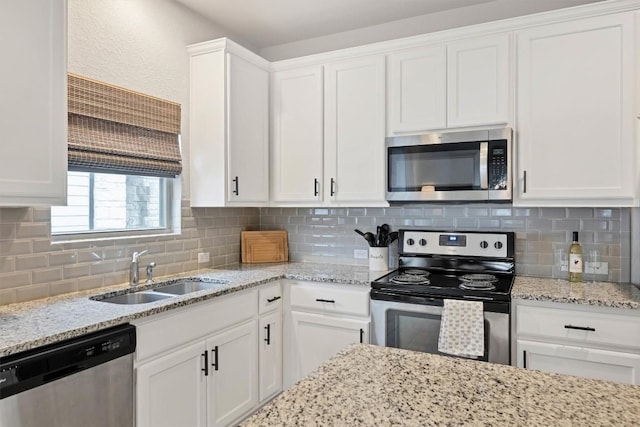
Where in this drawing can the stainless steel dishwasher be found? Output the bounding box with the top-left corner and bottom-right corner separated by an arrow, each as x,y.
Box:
0,324 -> 136,427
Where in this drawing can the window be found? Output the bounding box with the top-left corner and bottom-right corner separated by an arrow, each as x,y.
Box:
51,171 -> 172,236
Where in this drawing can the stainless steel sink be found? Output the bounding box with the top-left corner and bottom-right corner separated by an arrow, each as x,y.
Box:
152,280 -> 227,295
97,292 -> 174,305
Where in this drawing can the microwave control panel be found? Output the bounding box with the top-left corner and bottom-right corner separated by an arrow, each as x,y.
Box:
488,141 -> 508,190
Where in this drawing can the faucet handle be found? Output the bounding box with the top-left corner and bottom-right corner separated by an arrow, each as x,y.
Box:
132,250 -> 148,262
146,262 -> 157,283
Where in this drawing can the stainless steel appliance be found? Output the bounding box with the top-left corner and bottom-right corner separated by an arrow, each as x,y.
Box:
386,127 -> 512,202
0,324 -> 136,427
371,229 -> 514,364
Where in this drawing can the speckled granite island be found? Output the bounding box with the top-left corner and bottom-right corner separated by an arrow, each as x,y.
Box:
242,343 -> 640,426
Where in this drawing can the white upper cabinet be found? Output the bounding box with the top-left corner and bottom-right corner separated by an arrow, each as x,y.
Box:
189,39 -> 269,207
324,55 -> 386,204
387,45 -> 447,133
387,33 -> 509,135
0,0 -> 67,207
271,66 -> 324,203
515,12 -> 637,207
447,34 -> 509,128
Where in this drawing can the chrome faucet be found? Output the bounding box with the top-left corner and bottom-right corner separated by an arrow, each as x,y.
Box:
129,250 -> 148,286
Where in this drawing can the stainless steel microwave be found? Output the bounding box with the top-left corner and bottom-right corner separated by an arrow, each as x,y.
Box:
386,127 -> 512,202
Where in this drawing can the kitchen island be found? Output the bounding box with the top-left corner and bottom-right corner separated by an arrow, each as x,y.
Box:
241,343 -> 640,426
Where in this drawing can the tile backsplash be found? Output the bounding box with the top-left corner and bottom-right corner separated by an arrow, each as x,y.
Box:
260,205 -> 631,283
0,203 -> 631,305
0,201 -> 259,305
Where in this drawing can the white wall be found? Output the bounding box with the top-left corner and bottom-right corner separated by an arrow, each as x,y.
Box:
67,0 -> 255,198
259,0 -> 603,60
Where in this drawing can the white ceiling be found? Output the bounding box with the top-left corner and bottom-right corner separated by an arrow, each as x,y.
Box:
175,0 -> 604,49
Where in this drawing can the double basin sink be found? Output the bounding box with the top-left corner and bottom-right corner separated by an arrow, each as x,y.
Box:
92,279 -> 228,305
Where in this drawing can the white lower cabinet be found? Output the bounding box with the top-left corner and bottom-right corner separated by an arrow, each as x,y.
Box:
258,282 -> 283,402
206,322 -> 258,427
136,341 -> 207,427
284,280 -> 370,387
259,311 -> 282,401
514,300 -> 640,385
291,311 -> 369,380
517,339 -> 640,385
134,286 -> 267,427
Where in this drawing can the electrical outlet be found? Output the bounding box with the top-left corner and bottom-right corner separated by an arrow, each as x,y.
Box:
585,261 -> 608,275
560,261 -> 568,272
197,252 -> 210,264
354,249 -> 368,259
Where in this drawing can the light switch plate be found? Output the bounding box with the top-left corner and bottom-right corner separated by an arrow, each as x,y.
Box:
354,249 -> 368,259
585,261 -> 608,275
197,252 -> 210,264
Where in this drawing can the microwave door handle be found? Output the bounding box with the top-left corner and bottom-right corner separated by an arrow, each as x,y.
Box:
479,142 -> 488,190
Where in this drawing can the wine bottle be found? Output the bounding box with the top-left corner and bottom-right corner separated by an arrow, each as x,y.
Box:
568,231 -> 583,282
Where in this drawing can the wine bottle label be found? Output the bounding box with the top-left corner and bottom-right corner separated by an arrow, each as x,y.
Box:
569,254 -> 583,273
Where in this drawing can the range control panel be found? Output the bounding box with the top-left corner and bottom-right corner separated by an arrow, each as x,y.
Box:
401,230 -> 511,258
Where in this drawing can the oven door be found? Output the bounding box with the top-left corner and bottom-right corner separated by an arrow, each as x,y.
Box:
370,297 -> 510,365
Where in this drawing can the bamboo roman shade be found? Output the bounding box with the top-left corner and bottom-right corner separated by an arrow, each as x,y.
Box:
67,73 -> 182,177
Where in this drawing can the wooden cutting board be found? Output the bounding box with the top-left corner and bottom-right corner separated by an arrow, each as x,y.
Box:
241,230 -> 288,263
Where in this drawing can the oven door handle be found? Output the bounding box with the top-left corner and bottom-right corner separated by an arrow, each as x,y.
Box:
479,141 -> 488,190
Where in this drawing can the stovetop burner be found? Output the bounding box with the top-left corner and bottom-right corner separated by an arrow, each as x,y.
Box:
458,273 -> 498,291
390,272 -> 430,285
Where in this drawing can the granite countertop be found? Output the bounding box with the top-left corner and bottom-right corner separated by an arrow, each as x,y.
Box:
242,343 -> 640,426
0,262 -> 378,358
2,261 -> 639,358
512,276 -> 640,310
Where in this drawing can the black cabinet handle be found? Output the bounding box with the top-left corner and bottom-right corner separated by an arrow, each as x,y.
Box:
266,296 -> 281,303
359,328 -> 364,344
202,351 -> 209,376
523,350 -> 527,369
564,324 -> 596,332
264,324 -> 271,345
315,298 -> 335,303
330,178 -> 336,196
232,176 -> 239,196
212,346 -> 219,371
314,178 -> 319,197
523,170 -> 527,194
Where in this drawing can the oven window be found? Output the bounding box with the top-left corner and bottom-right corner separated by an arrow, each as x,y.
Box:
388,142 -> 481,192
386,309 -> 442,353
386,309 -> 490,360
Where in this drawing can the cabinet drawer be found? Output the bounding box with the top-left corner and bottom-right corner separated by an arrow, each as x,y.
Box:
516,305 -> 640,350
259,282 -> 282,314
289,281 -> 369,317
134,289 -> 258,361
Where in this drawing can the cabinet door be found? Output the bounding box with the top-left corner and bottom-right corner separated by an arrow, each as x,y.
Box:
324,55 -> 386,203
517,339 -> 640,385
136,341 -> 208,427
0,0 -> 67,206
271,66 -> 324,203
387,45 -> 447,134
515,13 -> 636,206
291,311 -> 369,381
447,34 -> 509,128
206,321 -> 258,427
227,53 -> 269,203
259,311 -> 283,402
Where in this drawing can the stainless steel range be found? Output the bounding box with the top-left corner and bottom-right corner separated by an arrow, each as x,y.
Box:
370,229 -> 515,365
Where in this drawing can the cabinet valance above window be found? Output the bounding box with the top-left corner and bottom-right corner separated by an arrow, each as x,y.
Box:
67,73 -> 182,177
